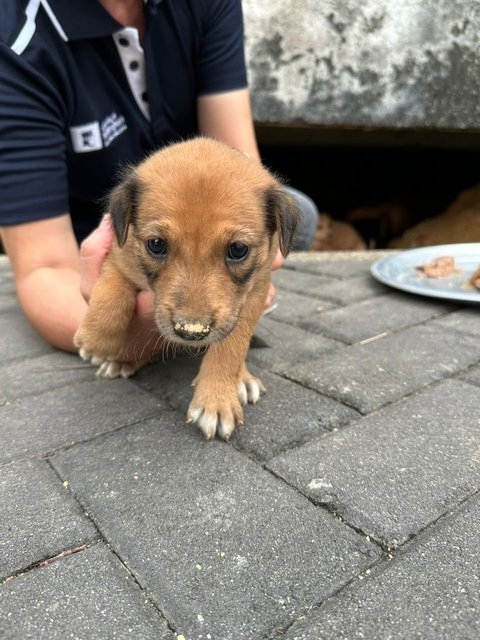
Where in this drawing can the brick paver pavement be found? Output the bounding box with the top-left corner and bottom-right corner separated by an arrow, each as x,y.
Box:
1,251 -> 479,640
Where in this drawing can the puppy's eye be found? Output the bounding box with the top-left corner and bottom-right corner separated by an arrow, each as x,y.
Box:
146,238 -> 167,258
227,242 -> 249,262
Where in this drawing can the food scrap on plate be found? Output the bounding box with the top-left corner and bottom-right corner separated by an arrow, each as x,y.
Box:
415,256 -> 461,278
415,255 -> 480,290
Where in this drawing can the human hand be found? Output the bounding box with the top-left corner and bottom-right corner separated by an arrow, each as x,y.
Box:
79,215 -> 162,364
265,249 -> 283,309
79,214 -> 114,302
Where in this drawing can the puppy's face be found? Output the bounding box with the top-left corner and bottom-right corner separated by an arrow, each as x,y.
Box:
109,138 -> 298,347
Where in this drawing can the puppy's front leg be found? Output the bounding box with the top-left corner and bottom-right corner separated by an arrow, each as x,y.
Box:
74,260 -> 137,374
187,290 -> 266,441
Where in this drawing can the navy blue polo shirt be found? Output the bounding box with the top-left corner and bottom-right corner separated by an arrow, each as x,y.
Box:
0,0 -> 248,241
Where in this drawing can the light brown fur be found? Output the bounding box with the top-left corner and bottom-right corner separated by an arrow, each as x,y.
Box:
389,185 -> 480,248
74,138 -> 298,440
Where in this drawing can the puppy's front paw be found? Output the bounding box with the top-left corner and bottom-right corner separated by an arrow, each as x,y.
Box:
236,366 -> 266,406
95,359 -> 142,379
187,381 -> 244,441
74,325 -> 124,365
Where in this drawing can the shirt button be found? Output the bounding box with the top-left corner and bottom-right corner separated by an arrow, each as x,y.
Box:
142,91 -> 148,102
130,60 -> 139,71
118,37 -> 129,46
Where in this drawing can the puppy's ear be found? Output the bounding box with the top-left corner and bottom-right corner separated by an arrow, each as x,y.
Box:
108,170 -> 140,247
264,185 -> 300,257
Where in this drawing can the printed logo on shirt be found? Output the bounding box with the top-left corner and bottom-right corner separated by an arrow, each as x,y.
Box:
101,112 -> 128,147
70,122 -> 103,153
70,114 -> 128,153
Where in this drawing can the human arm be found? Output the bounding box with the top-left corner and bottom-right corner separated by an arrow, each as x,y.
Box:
197,87 -> 260,162
0,39 -> 87,351
0,215 -> 85,352
1,214 -> 163,361
77,216 -> 162,363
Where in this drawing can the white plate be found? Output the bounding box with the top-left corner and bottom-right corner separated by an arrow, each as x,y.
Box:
371,243 -> 480,304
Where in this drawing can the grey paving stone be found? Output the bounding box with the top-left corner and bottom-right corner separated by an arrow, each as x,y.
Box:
0,544 -> 172,640
0,269 -> 15,296
134,352 -> 203,412
300,293 -> 453,343
272,269 -> 335,297
267,289 -> 335,330
136,358 -> 359,461
51,418 -> 381,640
317,274 -> 392,304
0,379 -> 162,465
461,364 -> 480,387
0,459 -> 97,579
268,379 -> 480,548
248,316 -> 342,374
283,495 -> 480,640
234,368 -> 360,461
286,324 -> 480,413
0,351 -> 94,402
273,270 -> 386,305
0,296 -> 18,313
284,255 -> 379,279
0,265 -> 16,310
432,308 -> 480,337
0,309 -> 54,362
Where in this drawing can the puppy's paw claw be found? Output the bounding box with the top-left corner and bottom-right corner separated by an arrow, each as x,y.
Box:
77,347 -> 107,368
200,413 -> 219,441
187,368 -> 262,440
187,398 -> 243,441
187,407 -> 218,440
96,360 -> 120,379
78,347 -> 93,362
237,376 -> 266,405
217,414 -> 236,441
74,329 -> 123,367
95,360 -> 140,379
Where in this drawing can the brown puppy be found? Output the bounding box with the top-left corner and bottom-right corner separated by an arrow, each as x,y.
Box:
74,137 -> 298,440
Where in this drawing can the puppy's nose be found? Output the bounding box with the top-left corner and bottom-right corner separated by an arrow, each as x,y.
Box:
173,320 -> 211,341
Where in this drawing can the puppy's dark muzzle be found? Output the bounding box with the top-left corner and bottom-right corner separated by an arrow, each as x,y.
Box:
173,321 -> 211,342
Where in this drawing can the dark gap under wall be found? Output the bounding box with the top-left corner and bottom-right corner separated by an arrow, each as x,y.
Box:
258,142 -> 480,248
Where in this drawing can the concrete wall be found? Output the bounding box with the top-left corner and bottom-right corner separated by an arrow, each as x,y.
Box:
243,0 -> 480,130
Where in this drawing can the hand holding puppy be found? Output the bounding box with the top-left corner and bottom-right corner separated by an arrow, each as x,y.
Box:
79,214 -> 164,375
